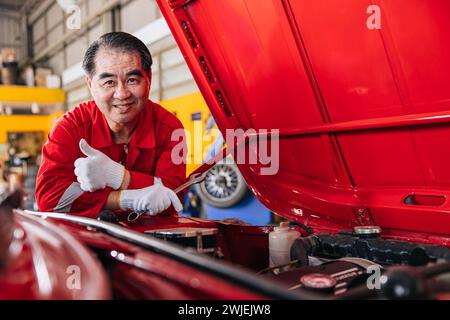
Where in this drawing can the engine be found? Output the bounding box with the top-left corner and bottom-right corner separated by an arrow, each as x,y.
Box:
144,220 -> 450,299
278,225 -> 450,299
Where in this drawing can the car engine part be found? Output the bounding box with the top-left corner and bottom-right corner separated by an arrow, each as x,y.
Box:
145,227 -> 218,254
291,227 -> 450,266
265,258 -> 380,296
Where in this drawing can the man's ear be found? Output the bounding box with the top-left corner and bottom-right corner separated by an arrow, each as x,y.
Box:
85,75 -> 92,90
146,70 -> 152,91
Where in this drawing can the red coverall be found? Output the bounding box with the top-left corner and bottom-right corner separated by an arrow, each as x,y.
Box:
35,100 -> 186,218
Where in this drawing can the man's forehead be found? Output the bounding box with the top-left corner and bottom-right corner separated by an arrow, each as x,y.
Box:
93,49 -> 143,76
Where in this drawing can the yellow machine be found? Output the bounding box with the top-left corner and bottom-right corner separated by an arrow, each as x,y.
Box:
0,86 -> 65,160
0,86 -> 65,199
0,113 -> 62,144
0,86 -> 65,104
160,91 -> 219,175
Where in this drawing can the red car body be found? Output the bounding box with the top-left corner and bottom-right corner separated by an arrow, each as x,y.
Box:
2,0 -> 450,299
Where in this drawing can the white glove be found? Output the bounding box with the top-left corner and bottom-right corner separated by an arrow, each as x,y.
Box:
119,184 -> 183,215
74,139 -> 125,192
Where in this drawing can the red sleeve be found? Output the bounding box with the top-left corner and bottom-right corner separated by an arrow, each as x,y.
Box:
127,171 -> 155,189
35,117 -> 111,218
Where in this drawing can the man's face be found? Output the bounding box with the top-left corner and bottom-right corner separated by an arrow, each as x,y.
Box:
86,49 -> 151,129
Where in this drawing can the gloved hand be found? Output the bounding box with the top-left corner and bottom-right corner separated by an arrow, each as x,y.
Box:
74,139 -> 125,192
119,184 -> 183,215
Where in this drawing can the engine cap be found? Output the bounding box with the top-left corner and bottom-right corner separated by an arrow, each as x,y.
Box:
300,273 -> 337,291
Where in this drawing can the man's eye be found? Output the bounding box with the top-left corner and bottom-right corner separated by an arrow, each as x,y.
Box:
127,78 -> 138,84
104,80 -> 115,86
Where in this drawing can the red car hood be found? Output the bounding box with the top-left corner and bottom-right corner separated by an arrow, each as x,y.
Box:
157,0 -> 450,240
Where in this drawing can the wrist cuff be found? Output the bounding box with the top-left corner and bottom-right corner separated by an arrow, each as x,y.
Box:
108,163 -> 125,190
119,189 -> 135,211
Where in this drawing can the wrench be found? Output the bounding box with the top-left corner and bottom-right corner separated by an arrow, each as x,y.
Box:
173,171 -> 207,194
127,171 -> 208,222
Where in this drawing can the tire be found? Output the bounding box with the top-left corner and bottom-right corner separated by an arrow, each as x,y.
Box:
195,163 -> 248,208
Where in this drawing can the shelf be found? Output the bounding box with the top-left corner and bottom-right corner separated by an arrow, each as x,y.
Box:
0,112 -> 63,144
0,85 -> 65,104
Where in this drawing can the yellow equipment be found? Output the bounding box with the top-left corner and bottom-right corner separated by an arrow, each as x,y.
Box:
160,92 -> 219,175
0,85 -> 65,159
0,86 -> 65,104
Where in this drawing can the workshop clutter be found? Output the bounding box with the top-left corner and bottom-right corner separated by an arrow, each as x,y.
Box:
35,67 -> 61,88
1,65 -> 16,85
1,48 -> 18,85
0,48 -> 60,88
1,48 -> 17,85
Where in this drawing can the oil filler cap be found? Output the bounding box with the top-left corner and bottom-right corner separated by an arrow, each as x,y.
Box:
299,273 -> 337,292
353,226 -> 381,238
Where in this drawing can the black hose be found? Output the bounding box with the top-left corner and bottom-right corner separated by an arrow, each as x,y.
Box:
290,221 -> 314,235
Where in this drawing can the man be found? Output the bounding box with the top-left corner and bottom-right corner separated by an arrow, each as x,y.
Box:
36,32 -> 186,218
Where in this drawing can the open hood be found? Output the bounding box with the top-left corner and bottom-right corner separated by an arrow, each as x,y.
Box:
157,0 -> 450,240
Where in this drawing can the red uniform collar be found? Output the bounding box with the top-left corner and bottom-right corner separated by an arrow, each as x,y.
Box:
90,100 -> 156,149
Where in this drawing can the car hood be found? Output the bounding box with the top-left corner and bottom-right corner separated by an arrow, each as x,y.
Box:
157,0 -> 450,239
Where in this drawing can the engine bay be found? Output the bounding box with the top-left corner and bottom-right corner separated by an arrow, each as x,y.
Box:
3,197 -> 450,300
96,212 -> 450,300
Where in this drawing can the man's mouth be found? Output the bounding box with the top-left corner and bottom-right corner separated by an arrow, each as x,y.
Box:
113,102 -> 134,113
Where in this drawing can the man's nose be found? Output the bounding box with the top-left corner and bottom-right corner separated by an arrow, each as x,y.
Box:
113,82 -> 131,100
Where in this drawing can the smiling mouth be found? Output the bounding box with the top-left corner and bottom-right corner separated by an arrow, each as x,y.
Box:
113,102 -> 135,113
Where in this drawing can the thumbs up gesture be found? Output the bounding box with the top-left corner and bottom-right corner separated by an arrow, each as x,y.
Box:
74,139 -> 125,192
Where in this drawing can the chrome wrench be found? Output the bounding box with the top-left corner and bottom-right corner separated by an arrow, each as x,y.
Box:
127,171 -> 208,222
173,171 -> 207,194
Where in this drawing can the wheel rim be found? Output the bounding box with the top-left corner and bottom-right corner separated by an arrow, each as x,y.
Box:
203,164 -> 239,201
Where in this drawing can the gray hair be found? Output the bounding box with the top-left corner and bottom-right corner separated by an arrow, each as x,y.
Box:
82,31 -> 153,77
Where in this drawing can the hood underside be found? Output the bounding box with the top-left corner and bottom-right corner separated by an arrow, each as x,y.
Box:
157,0 -> 450,239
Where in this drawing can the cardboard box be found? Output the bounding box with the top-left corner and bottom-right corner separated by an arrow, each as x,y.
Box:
35,67 -> 52,87
35,74 -> 46,87
46,74 -> 61,88
1,48 -> 17,64
21,66 -> 35,87
35,67 -> 52,77
1,66 -> 16,85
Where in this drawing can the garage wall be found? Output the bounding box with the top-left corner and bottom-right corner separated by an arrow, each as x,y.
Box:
159,46 -> 198,100
28,0 -> 198,109
120,0 -> 160,34
31,0 -> 102,72
0,10 -> 23,62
